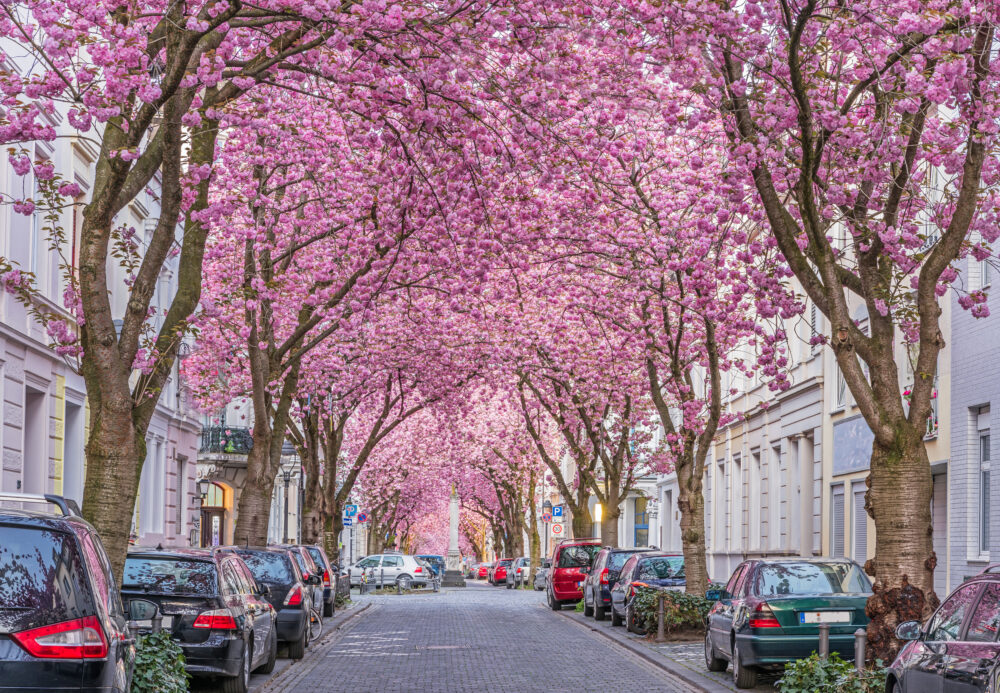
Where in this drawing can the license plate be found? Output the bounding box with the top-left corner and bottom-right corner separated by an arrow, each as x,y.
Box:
799,611 -> 851,624
135,615 -> 173,631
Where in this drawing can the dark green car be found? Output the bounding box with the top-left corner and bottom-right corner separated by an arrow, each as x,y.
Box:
704,558 -> 871,688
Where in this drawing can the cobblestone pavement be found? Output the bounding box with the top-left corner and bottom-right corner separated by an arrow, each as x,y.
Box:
262,582 -> 701,693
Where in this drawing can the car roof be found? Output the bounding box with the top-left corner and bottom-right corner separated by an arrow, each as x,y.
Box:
127,546 -> 216,562
750,557 -> 859,566
0,509 -> 92,533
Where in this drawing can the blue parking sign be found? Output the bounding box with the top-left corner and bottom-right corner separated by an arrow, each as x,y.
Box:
552,505 -> 564,518
345,504 -> 358,517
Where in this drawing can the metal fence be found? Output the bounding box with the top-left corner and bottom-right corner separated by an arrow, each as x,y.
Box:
199,426 -> 254,454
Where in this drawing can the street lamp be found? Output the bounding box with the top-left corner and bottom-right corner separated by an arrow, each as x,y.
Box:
542,500 -> 553,556
282,469 -> 292,544
196,478 -> 210,500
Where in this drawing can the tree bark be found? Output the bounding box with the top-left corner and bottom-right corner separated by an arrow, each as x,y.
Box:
678,470 -> 709,596
600,485 -> 621,547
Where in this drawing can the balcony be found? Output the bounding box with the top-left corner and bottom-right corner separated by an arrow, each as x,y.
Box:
199,426 -> 253,455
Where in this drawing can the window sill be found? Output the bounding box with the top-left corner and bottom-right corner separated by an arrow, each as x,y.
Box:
831,405 -> 846,415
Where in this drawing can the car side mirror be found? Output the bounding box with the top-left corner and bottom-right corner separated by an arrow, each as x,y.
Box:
257,583 -> 271,598
309,575 -> 321,586
895,620 -> 922,641
128,598 -> 159,621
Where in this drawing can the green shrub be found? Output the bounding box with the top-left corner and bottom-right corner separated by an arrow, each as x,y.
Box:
130,630 -> 188,693
777,652 -> 887,693
335,593 -> 351,608
632,587 -> 713,634
574,600 -> 585,612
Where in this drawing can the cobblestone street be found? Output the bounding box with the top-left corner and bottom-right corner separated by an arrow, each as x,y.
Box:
262,583 -> 701,693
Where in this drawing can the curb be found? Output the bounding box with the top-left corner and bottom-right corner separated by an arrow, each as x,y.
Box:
252,602 -> 373,693
556,610 -> 732,693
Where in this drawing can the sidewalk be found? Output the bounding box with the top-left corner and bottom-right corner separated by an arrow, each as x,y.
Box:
559,610 -> 778,693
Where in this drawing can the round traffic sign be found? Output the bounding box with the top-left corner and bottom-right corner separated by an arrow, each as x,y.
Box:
551,523 -> 564,536
541,512 -> 552,522
357,512 -> 369,523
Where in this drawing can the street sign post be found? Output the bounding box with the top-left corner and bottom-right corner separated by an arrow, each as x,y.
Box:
551,523 -> 564,536
357,512 -> 369,523
345,504 -> 358,517
552,505 -> 564,519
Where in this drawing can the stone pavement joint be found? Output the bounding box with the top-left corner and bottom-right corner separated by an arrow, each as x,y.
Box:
260,583 -> 704,692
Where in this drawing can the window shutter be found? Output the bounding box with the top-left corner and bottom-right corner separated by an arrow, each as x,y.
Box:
853,483 -> 868,563
831,486 -> 845,557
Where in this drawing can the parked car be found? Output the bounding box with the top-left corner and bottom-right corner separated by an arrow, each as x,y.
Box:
0,493 -> 140,692
465,563 -> 480,579
506,557 -> 530,588
478,562 -> 492,580
300,544 -> 337,617
216,547 -> 314,659
490,558 -> 513,586
609,553 -> 685,632
704,558 -> 871,689
121,546 -> 277,693
584,547 -> 654,620
888,567 -> 1000,693
534,559 -> 552,591
416,554 -> 445,578
348,554 -> 432,587
546,538 -> 601,609
278,545 -> 325,620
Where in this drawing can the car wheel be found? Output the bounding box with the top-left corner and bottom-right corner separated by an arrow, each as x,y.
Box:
547,588 -> 561,611
732,643 -> 758,689
221,639 -> 251,693
287,630 -> 306,660
593,599 -> 606,621
323,600 -> 334,618
583,591 -> 594,618
506,581 -> 513,589
396,573 -> 412,587
610,605 -> 623,627
626,603 -> 645,635
704,631 -> 727,672
255,629 -> 277,674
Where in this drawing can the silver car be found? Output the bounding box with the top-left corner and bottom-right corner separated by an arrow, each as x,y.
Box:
348,553 -> 431,587
533,558 -> 552,591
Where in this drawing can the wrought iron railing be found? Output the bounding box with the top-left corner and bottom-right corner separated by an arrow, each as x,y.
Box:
199,426 -> 253,454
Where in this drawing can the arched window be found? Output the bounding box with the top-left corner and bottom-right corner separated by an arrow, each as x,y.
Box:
203,482 -> 226,508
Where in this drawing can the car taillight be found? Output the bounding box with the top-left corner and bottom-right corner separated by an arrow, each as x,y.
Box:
12,615 -> 108,659
415,566 -> 423,573
193,609 -> 237,630
627,581 -> 649,598
284,584 -> 304,607
323,570 -> 330,587
600,568 -> 609,585
749,602 -> 781,629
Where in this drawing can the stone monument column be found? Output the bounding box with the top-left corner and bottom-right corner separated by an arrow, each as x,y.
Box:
442,485 -> 466,587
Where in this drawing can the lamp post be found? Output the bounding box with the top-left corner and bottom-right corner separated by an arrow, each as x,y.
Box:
195,479 -> 210,547
282,469 -> 292,544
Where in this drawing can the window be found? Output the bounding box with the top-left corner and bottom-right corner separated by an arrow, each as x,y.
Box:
967,584 -> 1000,643
633,497 -> 649,546
557,545 -> 599,568
724,564 -> 747,596
928,583 -> 981,642
836,366 -> 847,408
175,454 -> 186,530
831,485 -> 845,557
982,432 -> 991,554
122,557 -> 218,595
853,482 -> 868,564
733,453 -> 743,549
981,251 -> 992,289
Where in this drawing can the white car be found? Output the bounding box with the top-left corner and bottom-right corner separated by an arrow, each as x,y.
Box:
348,553 -> 432,587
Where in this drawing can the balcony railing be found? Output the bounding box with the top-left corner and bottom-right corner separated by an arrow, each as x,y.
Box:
199,426 -> 253,455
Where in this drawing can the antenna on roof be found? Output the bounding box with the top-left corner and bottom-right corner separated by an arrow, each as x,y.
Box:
156,542 -> 164,550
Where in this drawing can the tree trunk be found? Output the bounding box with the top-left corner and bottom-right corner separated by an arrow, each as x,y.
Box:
529,502 -> 540,584
678,478 -> 709,596
864,430 -> 937,662
600,486 -> 621,547
570,485 -> 592,538
325,502 -> 345,564
82,410 -> 146,582
233,442 -> 277,546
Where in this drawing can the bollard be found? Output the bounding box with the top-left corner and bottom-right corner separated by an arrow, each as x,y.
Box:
380,568 -> 385,590
151,613 -> 162,634
656,593 -> 666,642
854,628 -> 867,671
818,623 -> 830,660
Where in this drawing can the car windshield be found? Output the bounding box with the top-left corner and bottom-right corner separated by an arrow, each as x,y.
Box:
609,552 -> 640,571
123,557 -> 217,595
238,551 -> 292,584
305,547 -> 327,569
638,556 -> 685,580
0,526 -> 93,633
755,562 -> 871,596
498,559 -> 512,566
558,545 -> 599,568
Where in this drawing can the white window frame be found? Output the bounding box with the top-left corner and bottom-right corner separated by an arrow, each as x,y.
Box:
981,431 -> 991,555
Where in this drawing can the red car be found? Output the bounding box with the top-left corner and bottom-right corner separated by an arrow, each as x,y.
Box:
546,538 -> 601,609
490,558 -> 513,585
477,563 -> 491,579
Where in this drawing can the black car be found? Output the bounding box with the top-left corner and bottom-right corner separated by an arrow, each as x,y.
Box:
583,547 -> 653,620
220,547 -> 314,659
0,493 -> 139,692
888,568 -> 1000,693
301,545 -> 337,617
610,553 -> 686,633
277,545 -> 324,622
122,547 -> 277,693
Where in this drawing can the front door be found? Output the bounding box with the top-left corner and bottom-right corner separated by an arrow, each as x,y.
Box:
201,509 -> 225,546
